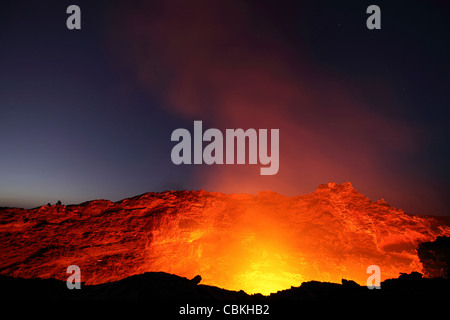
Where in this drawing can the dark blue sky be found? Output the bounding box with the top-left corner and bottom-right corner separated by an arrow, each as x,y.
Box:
0,0 -> 449,215
0,0 -> 192,207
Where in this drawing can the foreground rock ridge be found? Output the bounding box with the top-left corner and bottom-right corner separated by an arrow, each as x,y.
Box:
1,271 -> 449,300
0,182 -> 449,294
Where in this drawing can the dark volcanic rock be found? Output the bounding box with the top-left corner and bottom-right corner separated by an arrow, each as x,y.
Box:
418,236 -> 450,278
1,272 -> 449,300
0,272 -> 251,300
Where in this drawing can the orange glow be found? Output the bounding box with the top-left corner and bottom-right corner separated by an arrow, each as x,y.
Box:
142,186 -> 450,294
148,200 -> 306,294
1,183 -> 449,295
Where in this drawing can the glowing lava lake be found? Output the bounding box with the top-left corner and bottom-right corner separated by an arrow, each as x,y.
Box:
1,182 -> 449,295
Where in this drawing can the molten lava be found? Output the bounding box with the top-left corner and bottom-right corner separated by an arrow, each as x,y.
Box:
1,182 -> 449,295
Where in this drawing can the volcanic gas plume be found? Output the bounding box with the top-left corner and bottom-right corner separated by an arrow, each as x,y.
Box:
1,182 -> 449,295
105,0 -> 448,217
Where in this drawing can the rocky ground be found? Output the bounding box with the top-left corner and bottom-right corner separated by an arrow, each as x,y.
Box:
0,271 -> 448,300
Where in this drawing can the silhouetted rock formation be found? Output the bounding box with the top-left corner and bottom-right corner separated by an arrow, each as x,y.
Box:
190,275 -> 202,285
0,272 -> 250,300
1,272 -> 448,300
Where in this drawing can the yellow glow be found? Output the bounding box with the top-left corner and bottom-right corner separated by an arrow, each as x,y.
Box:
144,195 -> 441,295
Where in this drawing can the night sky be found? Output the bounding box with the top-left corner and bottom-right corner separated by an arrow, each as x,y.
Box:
0,0 -> 449,215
